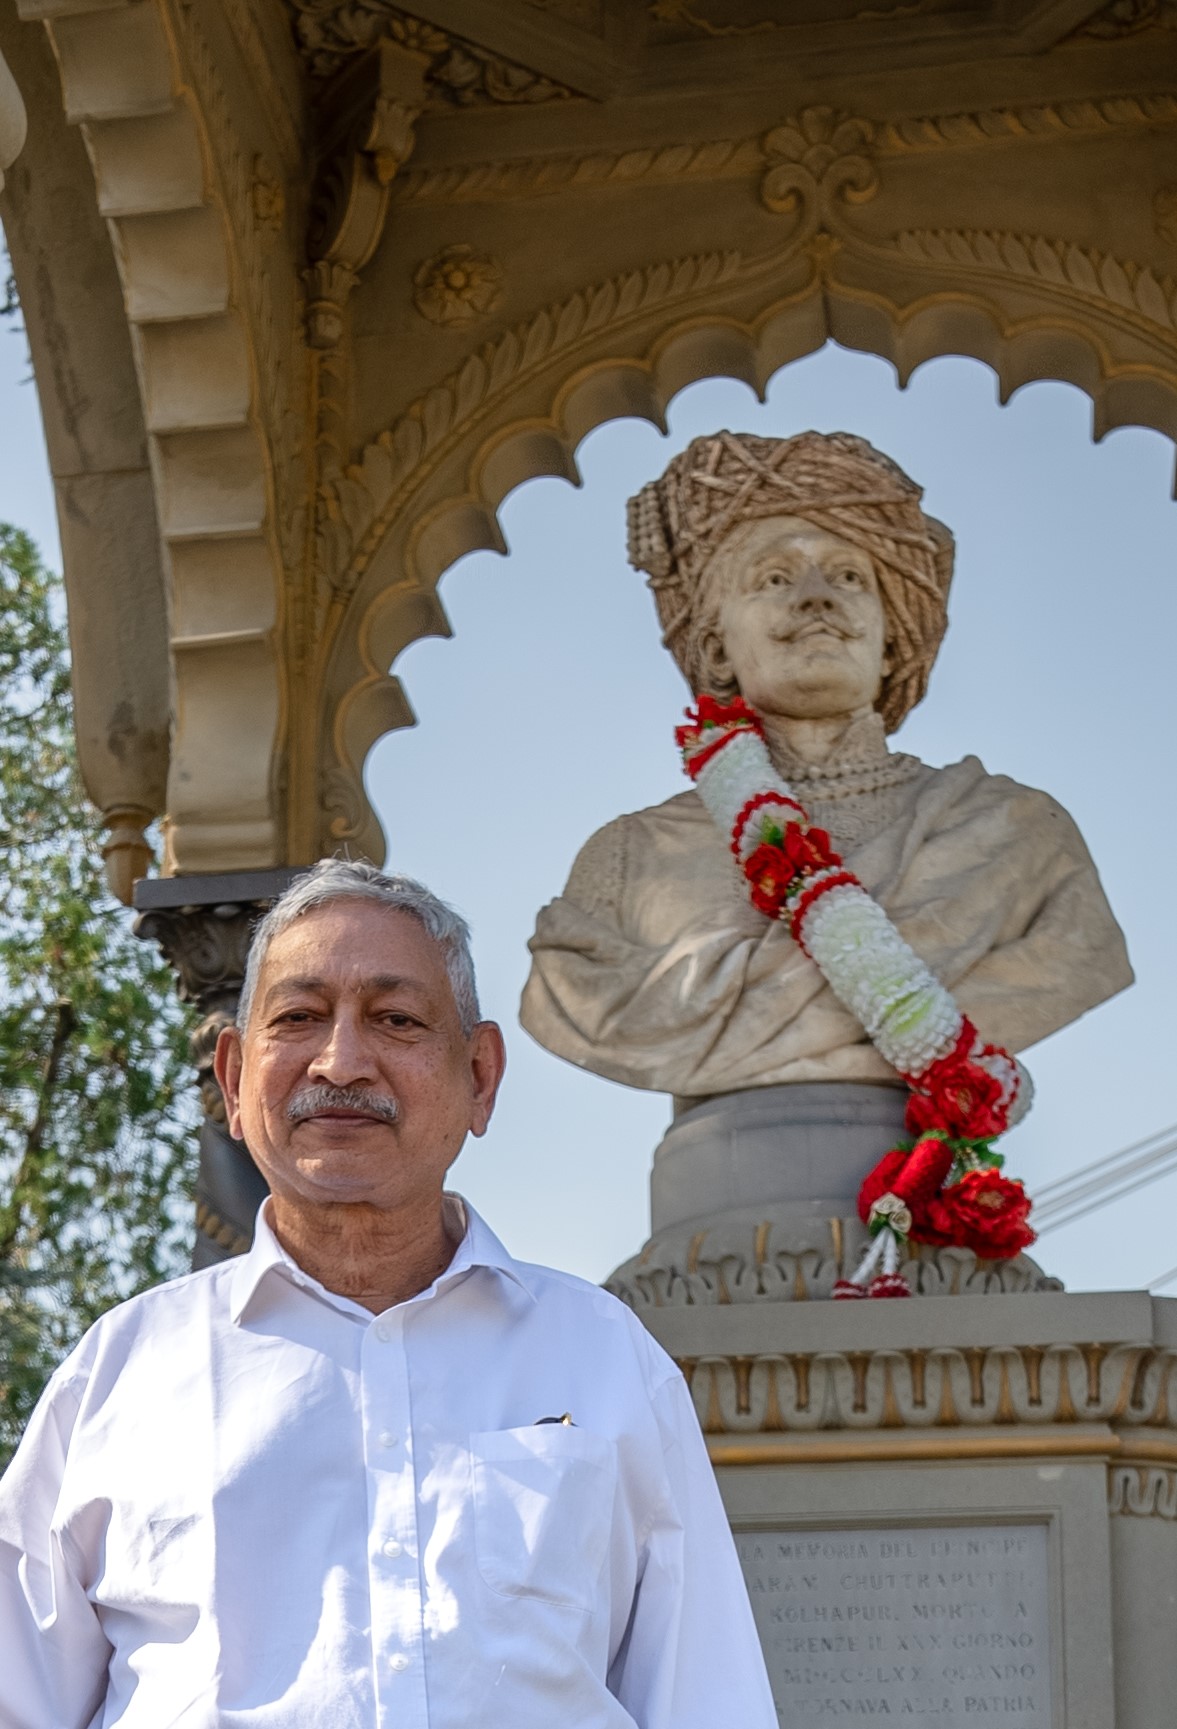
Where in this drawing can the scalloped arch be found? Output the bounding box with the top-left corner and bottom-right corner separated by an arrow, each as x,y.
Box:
321,248 -> 1177,864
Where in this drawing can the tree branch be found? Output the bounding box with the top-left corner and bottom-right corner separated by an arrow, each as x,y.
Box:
0,997 -> 76,1261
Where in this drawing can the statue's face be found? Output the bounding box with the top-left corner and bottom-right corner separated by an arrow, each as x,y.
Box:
708,515 -> 888,721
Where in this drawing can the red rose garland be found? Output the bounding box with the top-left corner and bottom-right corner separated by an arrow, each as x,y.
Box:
676,696 -> 1035,1297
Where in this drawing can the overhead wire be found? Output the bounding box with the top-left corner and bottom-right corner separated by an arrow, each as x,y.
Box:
1031,1121 -> 1177,1236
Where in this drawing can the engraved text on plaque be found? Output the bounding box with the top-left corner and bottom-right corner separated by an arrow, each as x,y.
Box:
735,1523 -> 1052,1722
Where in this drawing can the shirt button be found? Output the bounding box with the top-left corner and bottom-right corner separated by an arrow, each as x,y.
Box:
388,1653 -> 409,1673
374,1321 -> 392,1342
382,1539 -> 402,1558
378,1430 -> 397,1449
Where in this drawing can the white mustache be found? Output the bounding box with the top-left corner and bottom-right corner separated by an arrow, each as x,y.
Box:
287,1084 -> 400,1125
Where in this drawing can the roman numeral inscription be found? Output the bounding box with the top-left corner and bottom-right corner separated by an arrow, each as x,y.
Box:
734,1524 -> 1052,1723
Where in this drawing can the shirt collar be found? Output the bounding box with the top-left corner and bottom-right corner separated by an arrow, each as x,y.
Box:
228,1192 -> 537,1326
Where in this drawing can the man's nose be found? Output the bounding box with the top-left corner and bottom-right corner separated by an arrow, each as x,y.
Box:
307,1014 -> 377,1086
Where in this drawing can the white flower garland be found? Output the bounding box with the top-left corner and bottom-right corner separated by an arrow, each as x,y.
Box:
677,697 -> 1037,1297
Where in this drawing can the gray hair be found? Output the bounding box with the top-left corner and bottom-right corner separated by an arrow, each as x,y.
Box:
237,860 -> 481,1036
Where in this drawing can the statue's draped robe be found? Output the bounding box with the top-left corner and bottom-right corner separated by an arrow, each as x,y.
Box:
521,754 -> 1132,1101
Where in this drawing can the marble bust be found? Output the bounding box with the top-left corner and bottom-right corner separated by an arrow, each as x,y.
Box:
521,431 -> 1133,1302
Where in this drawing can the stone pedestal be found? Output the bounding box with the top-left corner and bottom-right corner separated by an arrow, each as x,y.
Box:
608,1084 -> 1175,1723
642,1289 -> 1177,1727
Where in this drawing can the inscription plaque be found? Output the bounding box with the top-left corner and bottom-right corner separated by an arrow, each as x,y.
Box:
735,1523 -> 1052,1724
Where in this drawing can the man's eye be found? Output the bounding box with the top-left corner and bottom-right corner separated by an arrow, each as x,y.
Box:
382,1013 -> 419,1029
765,570 -> 789,588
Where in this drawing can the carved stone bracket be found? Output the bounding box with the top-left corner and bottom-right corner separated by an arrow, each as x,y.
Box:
133,869 -> 301,1267
308,39 -> 427,278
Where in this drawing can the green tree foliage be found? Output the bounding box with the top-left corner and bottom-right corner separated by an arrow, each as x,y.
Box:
0,525 -> 197,1466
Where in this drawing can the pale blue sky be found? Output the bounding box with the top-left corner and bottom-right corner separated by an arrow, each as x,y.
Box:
2,314 -> 1174,1292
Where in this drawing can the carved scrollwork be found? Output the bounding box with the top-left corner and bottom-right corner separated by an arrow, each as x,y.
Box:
251,155 -> 286,235
760,107 -> 879,223
308,40 -> 426,275
132,902 -> 266,1011
289,1 -> 580,103
321,764 -> 372,847
1108,1464 -> 1177,1517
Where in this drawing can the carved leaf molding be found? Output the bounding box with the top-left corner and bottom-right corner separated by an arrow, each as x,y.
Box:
317,248 -> 744,588
393,94 -> 1177,206
892,227 -> 1177,345
320,221 -> 1177,599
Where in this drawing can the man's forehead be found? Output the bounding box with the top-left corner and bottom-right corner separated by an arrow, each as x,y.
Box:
261,901 -> 444,983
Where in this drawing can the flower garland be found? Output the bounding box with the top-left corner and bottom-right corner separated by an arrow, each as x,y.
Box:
676,696 -> 1035,1299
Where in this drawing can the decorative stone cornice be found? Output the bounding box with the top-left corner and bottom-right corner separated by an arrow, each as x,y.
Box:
679,1340 -> 1177,1435
288,1 -> 581,103
392,94 -> 1177,207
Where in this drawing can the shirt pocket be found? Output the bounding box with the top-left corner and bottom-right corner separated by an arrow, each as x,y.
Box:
470,1425 -> 616,1613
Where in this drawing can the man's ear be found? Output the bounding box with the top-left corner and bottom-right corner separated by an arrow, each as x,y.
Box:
214,1024 -> 246,1141
468,1021 -> 507,1139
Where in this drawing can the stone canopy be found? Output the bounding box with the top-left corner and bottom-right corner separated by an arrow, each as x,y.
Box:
0,1 -> 1173,899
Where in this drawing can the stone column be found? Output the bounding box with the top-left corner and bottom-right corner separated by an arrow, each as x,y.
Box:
133,870 -> 300,1269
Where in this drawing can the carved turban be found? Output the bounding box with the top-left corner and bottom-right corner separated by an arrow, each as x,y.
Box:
627,429 -> 955,733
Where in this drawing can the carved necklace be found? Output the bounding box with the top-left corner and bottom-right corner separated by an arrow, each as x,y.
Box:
677,696 -> 1036,1298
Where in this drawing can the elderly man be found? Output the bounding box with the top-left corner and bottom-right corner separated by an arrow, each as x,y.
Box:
0,861 -> 776,1728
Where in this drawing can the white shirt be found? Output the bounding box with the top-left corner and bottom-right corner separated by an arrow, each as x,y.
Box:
0,1197 -> 776,1729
